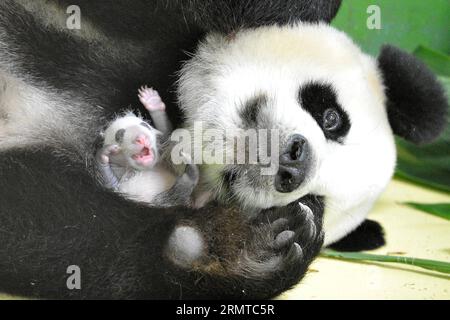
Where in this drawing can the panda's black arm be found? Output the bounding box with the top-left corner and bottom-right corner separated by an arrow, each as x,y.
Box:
0,148 -> 323,299
0,148 -> 181,299
95,145 -> 121,191
151,164 -> 199,207
150,110 -> 173,140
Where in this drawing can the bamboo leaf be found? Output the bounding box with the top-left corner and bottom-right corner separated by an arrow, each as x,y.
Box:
321,249 -> 450,274
403,202 -> 450,220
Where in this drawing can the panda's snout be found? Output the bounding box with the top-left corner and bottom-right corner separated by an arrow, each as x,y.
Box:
275,134 -> 311,193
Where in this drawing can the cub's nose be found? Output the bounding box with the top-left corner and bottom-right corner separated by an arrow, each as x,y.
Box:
275,134 -> 310,193
135,134 -> 148,146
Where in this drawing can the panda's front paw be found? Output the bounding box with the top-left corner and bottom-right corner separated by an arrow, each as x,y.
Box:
248,196 -> 324,281
138,85 -> 166,112
96,144 -> 120,164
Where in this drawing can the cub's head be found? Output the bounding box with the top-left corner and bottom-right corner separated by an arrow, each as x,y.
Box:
177,23 -> 447,242
103,112 -> 161,170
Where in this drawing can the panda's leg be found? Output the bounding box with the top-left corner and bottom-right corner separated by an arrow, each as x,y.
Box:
151,163 -> 199,207
0,147 -> 182,299
95,144 -> 121,190
328,219 -> 385,252
0,147 -> 322,299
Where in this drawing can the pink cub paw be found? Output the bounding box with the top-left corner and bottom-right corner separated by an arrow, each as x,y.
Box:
138,85 -> 166,112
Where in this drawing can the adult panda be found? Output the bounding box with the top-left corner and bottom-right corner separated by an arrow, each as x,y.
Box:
0,0 -> 447,300
179,23 -> 448,249
0,0 -> 340,299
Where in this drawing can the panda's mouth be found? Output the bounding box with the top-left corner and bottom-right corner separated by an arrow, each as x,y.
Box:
132,146 -> 154,165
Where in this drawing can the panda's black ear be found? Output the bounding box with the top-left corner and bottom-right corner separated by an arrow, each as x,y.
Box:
377,45 -> 448,144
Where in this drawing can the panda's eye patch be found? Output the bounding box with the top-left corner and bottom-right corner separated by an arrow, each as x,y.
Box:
323,108 -> 341,131
299,82 -> 350,142
240,94 -> 267,128
115,129 -> 125,143
140,121 -> 152,130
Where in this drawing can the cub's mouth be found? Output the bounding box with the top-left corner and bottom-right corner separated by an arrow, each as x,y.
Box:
132,146 -> 154,166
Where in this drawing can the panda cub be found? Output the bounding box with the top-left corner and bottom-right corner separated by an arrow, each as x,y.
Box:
96,86 -> 198,207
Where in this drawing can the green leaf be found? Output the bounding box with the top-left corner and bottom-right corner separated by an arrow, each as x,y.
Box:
321,249 -> 450,275
414,45 -> 450,77
332,0 -> 450,56
394,75 -> 450,193
333,1 -> 450,192
403,202 -> 450,221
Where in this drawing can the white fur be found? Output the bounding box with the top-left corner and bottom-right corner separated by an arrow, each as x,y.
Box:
166,225 -> 204,267
0,71 -> 101,154
178,23 -> 396,245
118,164 -> 177,204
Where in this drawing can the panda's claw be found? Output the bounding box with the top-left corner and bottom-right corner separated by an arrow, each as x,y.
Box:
298,201 -> 317,239
270,218 -> 289,235
289,242 -> 304,261
273,230 -> 296,250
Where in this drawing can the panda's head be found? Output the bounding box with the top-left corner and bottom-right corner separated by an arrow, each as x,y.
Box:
103,112 -> 161,170
178,24 -> 447,230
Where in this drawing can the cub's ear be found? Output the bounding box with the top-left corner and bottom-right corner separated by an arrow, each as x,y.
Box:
377,45 -> 448,144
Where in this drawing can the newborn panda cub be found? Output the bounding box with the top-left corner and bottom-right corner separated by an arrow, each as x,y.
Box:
96,86 -> 198,207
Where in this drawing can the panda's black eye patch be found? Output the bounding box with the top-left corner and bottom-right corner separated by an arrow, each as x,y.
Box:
115,129 -> 125,143
140,121 -> 152,130
240,95 -> 267,127
299,82 -> 350,142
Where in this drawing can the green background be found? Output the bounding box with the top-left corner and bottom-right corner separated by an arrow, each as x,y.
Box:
332,0 -> 450,194
332,0 -> 450,55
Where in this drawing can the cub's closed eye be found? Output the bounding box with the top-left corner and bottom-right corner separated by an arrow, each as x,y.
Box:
323,108 -> 341,131
140,122 -> 152,129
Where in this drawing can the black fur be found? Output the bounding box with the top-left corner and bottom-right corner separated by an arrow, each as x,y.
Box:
328,220 -> 385,252
56,0 -> 342,36
0,0 -> 339,299
179,0 -> 342,33
378,45 -> 449,144
0,147 -> 324,299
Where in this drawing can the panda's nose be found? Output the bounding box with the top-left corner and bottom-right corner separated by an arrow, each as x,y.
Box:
135,134 -> 148,146
275,134 -> 310,193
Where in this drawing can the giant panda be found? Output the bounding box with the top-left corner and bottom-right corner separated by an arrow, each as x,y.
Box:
0,0 -> 340,299
0,0 -> 447,300
177,23 -> 448,248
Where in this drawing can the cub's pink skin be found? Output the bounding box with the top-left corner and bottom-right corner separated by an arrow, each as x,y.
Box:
138,86 -> 166,112
132,133 -> 155,167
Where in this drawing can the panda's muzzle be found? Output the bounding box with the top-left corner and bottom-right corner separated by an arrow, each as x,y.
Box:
275,134 -> 311,193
